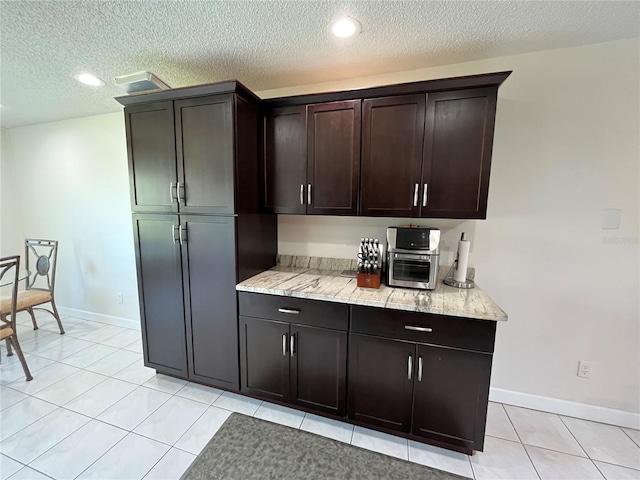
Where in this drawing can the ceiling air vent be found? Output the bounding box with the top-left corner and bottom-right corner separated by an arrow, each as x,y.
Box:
114,71 -> 170,94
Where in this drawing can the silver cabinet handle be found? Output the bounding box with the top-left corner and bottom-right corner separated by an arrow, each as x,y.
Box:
171,224 -> 178,245
408,355 -> 413,380
177,182 -> 185,203
422,183 -> 428,207
290,334 -> 295,356
169,182 -> 177,203
418,356 -> 423,382
307,183 -> 312,205
405,325 -> 433,333
413,184 -> 419,207
179,225 -> 186,245
278,308 -> 300,315
282,334 -> 287,356
300,184 -> 305,205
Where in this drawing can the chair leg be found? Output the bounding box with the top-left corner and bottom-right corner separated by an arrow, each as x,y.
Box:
6,338 -> 13,356
50,300 -> 65,335
6,336 -> 32,381
28,308 -> 38,330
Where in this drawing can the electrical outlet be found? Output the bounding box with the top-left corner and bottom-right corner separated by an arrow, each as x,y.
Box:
577,360 -> 593,378
116,293 -> 123,304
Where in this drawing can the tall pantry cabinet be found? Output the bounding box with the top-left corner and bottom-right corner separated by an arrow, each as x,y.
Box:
117,82 -> 277,390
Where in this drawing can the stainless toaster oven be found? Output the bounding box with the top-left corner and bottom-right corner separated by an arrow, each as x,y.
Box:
386,226 -> 440,290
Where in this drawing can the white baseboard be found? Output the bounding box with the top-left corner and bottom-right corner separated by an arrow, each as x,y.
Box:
490,387 -> 640,430
57,307 -> 140,331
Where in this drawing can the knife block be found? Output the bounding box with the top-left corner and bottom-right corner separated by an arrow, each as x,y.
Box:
357,271 -> 381,289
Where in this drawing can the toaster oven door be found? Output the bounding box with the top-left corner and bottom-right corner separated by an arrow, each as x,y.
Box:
388,253 -> 433,289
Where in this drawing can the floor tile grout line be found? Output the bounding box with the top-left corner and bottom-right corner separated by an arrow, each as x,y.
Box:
500,403 -> 543,480
7,407 -> 94,470
152,393 -> 215,450
71,427 -> 138,479
591,459 -> 610,479
592,458 -> 640,472
621,427 -> 640,449
557,415 -> 594,461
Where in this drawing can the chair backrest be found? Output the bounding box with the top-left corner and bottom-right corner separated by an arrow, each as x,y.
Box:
1,255 -> 21,329
24,239 -> 58,294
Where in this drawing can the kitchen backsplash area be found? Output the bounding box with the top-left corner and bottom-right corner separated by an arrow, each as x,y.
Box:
277,215 -> 478,267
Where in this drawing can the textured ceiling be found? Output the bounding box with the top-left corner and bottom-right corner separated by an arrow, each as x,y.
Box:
1,1 -> 638,128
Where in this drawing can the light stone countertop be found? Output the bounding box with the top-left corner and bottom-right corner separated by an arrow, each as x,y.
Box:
237,265 -> 508,322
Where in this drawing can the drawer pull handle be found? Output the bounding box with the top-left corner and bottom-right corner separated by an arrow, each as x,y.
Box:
408,355 -> 413,380
278,308 -> 300,315
418,356 -> 423,382
405,325 -> 433,333
282,334 -> 287,356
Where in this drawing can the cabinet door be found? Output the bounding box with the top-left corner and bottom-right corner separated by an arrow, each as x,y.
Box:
182,215 -> 239,390
420,88 -> 497,219
360,95 -> 425,217
412,344 -> 492,451
175,95 -> 235,214
348,334 -> 415,433
125,102 -> 178,213
262,106 -> 306,214
306,100 -> 361,215
132,214 -> 187,376
239,316 -> 290,402
290,325 -> 347,416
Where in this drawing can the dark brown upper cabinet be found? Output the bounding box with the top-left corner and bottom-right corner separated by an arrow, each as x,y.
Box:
360,95 -> 426,217
126,102 -> 178,213
261,71 -> 510,219
420,88 -> 497,219
125,90 -> 260,215
306,101 -> 361,215
262,100 -> 361,215
361,88 -> 498,219
262,106 -> 307,214
174,95 -> 234,215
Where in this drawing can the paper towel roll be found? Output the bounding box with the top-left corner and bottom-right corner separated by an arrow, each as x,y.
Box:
454,238 -> 470,283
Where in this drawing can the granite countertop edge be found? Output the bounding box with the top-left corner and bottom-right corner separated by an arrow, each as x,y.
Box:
236,266 -> 508,322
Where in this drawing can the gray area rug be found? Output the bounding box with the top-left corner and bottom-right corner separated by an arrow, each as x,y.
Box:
181,413 -> 468,480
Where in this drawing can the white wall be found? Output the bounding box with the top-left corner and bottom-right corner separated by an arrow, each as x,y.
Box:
1,128 -> 24,256
2,38 -> 638,416
2,113 -> 140,323
266,38 -> 640,415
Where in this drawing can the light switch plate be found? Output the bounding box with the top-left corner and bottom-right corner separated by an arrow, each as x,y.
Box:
602,208 -> 621,230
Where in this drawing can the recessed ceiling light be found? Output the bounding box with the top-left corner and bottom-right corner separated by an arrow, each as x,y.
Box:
332,17 -> 361,38
74,73 -> 105,87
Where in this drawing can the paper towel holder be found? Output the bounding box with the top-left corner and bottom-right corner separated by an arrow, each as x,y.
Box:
443,232 -> 475,289
443,261 -> 475,289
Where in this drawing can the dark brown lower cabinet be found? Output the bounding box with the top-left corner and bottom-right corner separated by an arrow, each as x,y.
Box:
412,344 -> 492,451
239,315 -> 347,416
133,214 -> 188,377
239,316 -> 289,402
182,216 -> 239,390
347,334 -> 414,432
290,324 -> 346,416
236,293 -> 495,453
133,214 -> 241,390
348,333 -> 492,452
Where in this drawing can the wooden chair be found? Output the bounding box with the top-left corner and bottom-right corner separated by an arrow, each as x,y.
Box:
0,255 -> 33,380
0,239 -> 64,337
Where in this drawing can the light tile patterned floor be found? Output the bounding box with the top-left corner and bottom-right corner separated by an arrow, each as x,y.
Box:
0,312 -> 638,480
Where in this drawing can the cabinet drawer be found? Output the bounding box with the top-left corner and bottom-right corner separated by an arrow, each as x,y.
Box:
350,305 -> 495,353
238,292 -> 348,330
